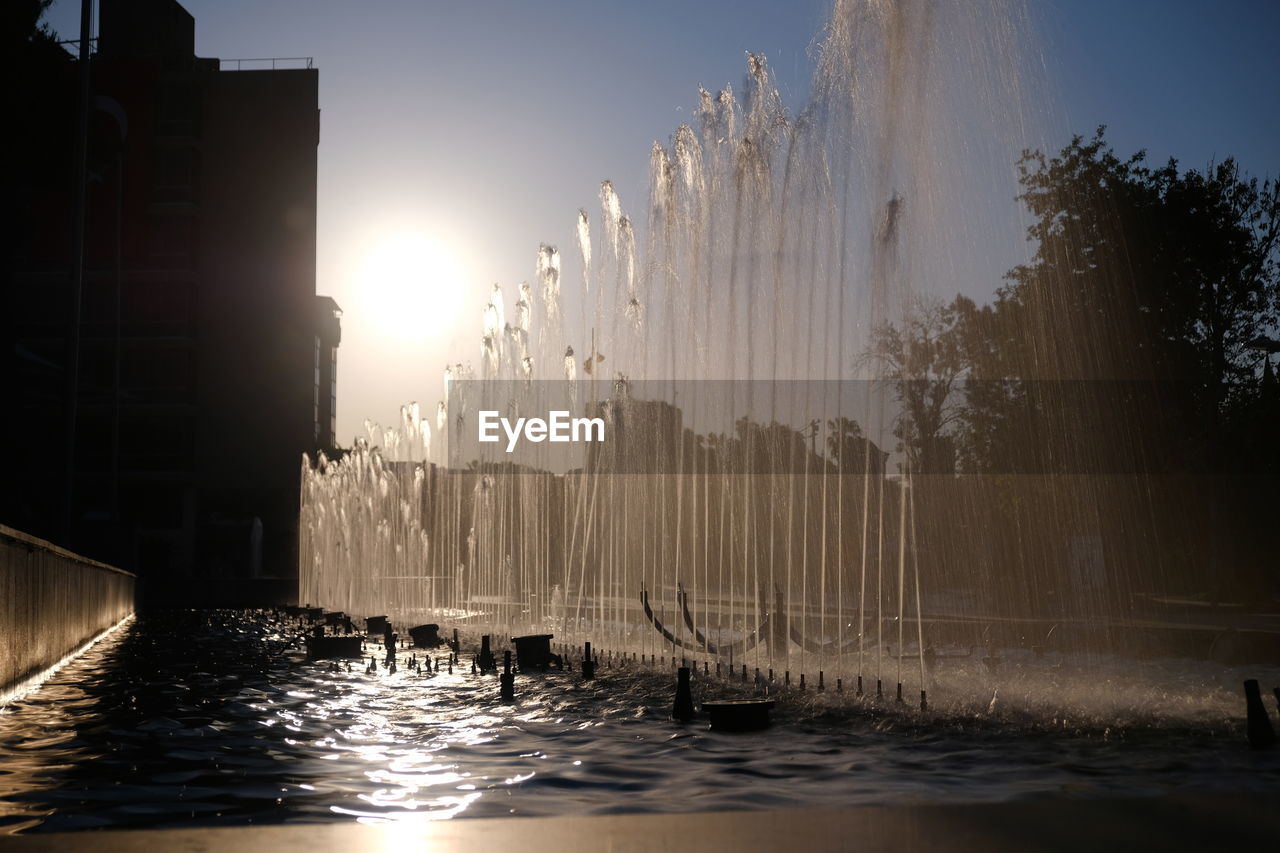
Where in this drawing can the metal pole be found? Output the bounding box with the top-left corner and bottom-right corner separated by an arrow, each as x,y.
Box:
63,0 -> 94,542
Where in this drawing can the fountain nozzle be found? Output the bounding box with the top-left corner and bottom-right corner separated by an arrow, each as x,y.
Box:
1245,679 -> 1276,749
500,651 -> 515,702
673,667 -> 695,722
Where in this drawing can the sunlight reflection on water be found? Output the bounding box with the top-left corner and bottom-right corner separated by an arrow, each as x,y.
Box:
0,610 -> 1277,834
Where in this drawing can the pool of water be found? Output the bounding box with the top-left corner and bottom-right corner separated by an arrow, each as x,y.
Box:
2,610 -> 1278,834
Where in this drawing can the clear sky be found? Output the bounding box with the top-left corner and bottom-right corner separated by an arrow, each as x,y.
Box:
44,0 -> 1280,445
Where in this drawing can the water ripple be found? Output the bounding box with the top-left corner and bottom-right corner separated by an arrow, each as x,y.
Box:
1,610 -> 1278,834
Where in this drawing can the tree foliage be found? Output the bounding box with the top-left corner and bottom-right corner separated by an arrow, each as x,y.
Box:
864,295 -> 974,473
869,128 -> 1280,478
864,129 -> 1280,599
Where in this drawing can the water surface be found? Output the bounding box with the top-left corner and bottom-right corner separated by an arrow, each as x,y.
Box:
2,611 -> 1277,834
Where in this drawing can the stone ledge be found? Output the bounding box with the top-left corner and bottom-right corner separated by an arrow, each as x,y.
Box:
0,525 -> 134,578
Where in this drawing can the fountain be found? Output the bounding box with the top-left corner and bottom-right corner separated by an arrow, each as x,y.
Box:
7,3 -> 1280,837
299,0 -> 1277,720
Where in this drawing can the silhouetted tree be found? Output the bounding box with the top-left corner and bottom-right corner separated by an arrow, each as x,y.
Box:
955,128 -> 1280,601
1,0 -> 56,50
981,128 -> 1280,475
1144,157 -> 1280,421
864,295 -> 974,474
825,415 -> 885,474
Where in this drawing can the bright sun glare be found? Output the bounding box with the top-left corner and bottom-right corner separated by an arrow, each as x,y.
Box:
357,232 -> 467,342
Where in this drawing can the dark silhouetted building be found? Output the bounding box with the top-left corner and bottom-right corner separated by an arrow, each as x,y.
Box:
2,0 -> 336,603
315,296 -> 342,450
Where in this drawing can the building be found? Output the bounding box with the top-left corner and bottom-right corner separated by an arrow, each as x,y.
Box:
315,296 -> 342,450
2,0 -> 336,603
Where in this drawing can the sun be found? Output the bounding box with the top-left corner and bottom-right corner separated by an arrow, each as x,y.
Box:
356,231 -> 467,341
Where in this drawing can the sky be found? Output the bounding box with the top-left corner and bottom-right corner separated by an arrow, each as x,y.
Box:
45,0 -> 1280,446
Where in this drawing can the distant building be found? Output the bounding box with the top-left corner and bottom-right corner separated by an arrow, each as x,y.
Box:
315,297 -> 342,450
2,0 -> 336,603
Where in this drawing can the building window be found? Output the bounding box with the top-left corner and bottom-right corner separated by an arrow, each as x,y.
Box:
148,215 -> 195,263
153,146 -> 199,204
330,346 -> 337,444
314,335 -> 321,442
122,343 -> 194,392
155,79 -> 199,137
122,280 -> 193,333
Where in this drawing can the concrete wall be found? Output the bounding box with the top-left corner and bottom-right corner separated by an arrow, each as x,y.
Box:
1,524 -> 135,694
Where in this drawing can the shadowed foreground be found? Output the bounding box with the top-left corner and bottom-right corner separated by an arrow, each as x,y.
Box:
0,794 -> 1277,852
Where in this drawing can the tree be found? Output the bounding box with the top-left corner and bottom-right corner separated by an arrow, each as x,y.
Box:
1144,158 -> 1280,423
963,128 -> 1280,601
1,0 -> 57,49
864,294 -> 975,474
998,129 -> 1166,380
936,129 -> 1280,475
823,415 -> 883,473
